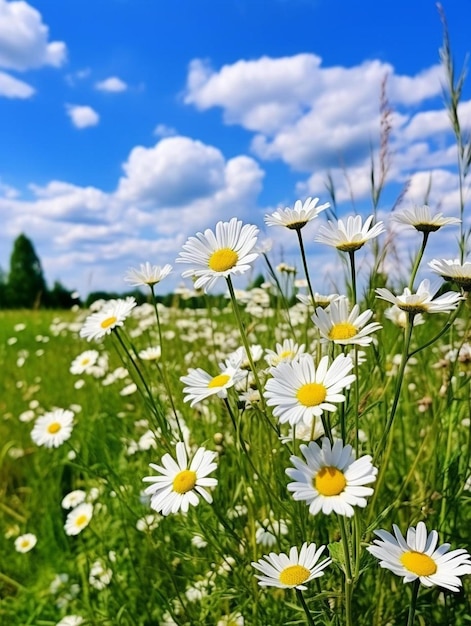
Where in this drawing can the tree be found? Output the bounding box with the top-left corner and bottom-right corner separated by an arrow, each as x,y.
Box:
6,234 -> 48,308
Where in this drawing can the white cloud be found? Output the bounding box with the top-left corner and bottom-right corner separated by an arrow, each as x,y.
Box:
95,76 -> 128,93
66,104 -> 100,129
154,123 -> 177,137
0,135 -> 265,295
0,69 -> 34,98
0,0 -> 67,71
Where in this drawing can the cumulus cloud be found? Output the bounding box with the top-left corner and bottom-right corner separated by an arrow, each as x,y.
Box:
66,104 -> 100,129
0,135 -> 265,295
0,0 -> 66,71
95,76 -> 128,93
0,69 -> 34,98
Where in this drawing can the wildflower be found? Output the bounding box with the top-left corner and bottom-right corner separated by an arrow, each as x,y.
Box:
376,279 -> 463,315
138,346 -> 161,361
297,292 -> 340,308
79,297 -> 137,341
280,416 -> 324,444
124,262 -> 172,287
61,490 -> 86,510
14,533 -> 37,553
384,305 -> 425,328
255,517 -> 289,548
217,612 -> 245,626
392,205 -> 460,232
252,542 -> 331,589
265,353 -> 355,426
31,409 -> 74,449
264,339 -> 306,368
312,298 -> 381,345
69,350 -> 99,375
136,514 -> 160,532
89,559 -> 113,590
56,617 -> 84,626
315,214 -> 385,252
367,521 -> 471,591
286,438 -> 377,517
264,197 -> 329,230
181,358 -> 245,406
176,218 -> 259,292
429,258 -> 471,291
64,503 -> 94,536
142,442 -> 217,516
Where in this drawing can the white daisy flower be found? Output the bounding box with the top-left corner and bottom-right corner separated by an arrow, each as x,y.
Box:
89,559 -> 113,590
255,517 -> 289,548
264,339 -> 306,367
280,416 -> 324,444
264,353 -> 355,426
384,305 -> 425,328
367,521 -> 471,592
80,297 -> 137,341
264,197 -> 330,230
180,358 -> 246,407
64,502 -> 94,536
14,533 -> 37,553
376,279 -> 463,315
61,490 -> 86,510
312,297 -> 382,345
252,542 -> 331,590
142,442 -> 218,516
138,346 -> 162,361
176,218 -> 259,292
315,215 -> 385,252
392,205 -> 460,232
56,617 -> 84,626
69,350 -> 99,375
124,262 -> 172,287
297,292 -> 341,308
217,613 -> 245,626
31,409 -> 74,448
286,438 -> 377,517
429,258 -> 471,291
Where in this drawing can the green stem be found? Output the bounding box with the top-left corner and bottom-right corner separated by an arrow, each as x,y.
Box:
295,588 -> 316,626
338,515 -> 353,626
296,228 -> 317,308
406,579 -> 420,626
262,252 -> 296,336
408,231 -> 429,291
439,403 -> 458,531
348,250 -> 357,306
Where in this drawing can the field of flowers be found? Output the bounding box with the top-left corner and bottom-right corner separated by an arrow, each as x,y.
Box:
1,198 -> 471,626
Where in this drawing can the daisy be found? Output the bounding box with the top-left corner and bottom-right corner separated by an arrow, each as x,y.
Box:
264,197 -> 330,230
217,612 -> 245,626
64,502 -> 94,536
297,292 -> 340,308
14,533 -> 37,553
384,305 -> 425,328
31,409 -> 74,448
286,438 -> 377,517
180,358 -> 246,407
312,297 -> 382,345
138,346 -> 162,361
376,279 -> 463,315
61,490 -> 86,510
264,353 -> 355,426
392,205 -> 460,233
56,617 -> 84,626
80,297 -> 137,341
69,350 -> 99,375
124,262 -> 172,287
176,218 -> 259,292
142,442 -> 218,516
264,339 -> 306,368
429,258 -> 471,291
367,521 -> 471,592
315,214 -> 385,252
252,542 -> 331,590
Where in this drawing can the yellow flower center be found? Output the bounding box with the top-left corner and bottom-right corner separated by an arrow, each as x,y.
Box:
208,373 -> 231,388
81,358 -> 90,365
280,350 -> 294,359
100,316 -> 117,329
329,322 -> 358,340
296,383 -> 327,406
47,422 -> 61,434
400,551 -> 437,576
75,515 -> 88,527
208,248 -> 239,272
315,466 -> 347,496
279,564 -> 311,586
21,540 -> 30,548
172,470 -> 197,494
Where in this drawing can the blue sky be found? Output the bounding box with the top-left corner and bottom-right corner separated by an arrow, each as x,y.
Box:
1,0 -> 471,297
